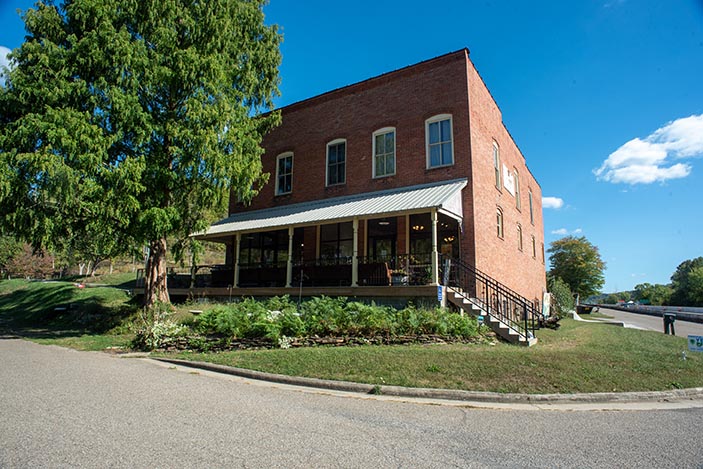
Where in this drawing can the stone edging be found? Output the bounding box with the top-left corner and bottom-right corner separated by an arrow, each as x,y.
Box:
152,357 -> 703,404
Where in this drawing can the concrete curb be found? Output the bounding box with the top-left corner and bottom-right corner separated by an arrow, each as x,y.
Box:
153,357 -> 703,404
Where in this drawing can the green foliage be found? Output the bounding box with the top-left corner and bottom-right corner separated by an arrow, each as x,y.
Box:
0,0 -> 282,304
548,276 -> 574,318
547,236 -> 605,300
192,296 -> 480,343
633,283 -> 672,306
669,257 -> 703,306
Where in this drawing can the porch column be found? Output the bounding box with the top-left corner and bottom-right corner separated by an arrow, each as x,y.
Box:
286,227 -> 294,288
431,208 -> 439,286
351,217 -> 359,287
234,233 -> 241,288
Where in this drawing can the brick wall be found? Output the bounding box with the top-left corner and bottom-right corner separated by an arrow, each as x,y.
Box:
227,49 -> 545,304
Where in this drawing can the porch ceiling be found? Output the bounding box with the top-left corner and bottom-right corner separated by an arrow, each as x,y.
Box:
197,178 -> 468,241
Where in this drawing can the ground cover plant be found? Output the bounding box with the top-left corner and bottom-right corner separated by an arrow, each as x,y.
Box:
133,296 -> 483,351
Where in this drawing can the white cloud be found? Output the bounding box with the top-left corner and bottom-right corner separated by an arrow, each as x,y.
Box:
551,228 -> 582,236
0,45 -> 12,87
542,196 -> 564,209
595,114 -> 703,184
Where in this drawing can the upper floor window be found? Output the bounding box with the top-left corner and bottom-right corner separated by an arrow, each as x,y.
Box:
517,224 -> 523,251
426,114 -> 453,168
531,235 -> 537,258
326,139 -> 346,186
373,127 -> 396,178
493,142 -> 501,190
496,207 -> 504,239
275,152 -> 293,195
528,189 -> 534,225
514,168 -> 521,210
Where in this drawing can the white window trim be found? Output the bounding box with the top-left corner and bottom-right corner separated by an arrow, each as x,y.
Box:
528,189 -> 534,225
514,168 -> 521,210
372,127 -> 396,178
275,152 -> 293,196
326,138 -> 347,187
496,207 -> 504,239
493,141 -> 501,190
425,114 -> 454,169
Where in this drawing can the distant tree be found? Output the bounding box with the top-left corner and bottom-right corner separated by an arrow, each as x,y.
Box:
633,283 -> 672,306
602,293 -> 620,305
0,234 -> 22,278
4,244 -> 54,279
547,236 -> 606,300
548,276 -> 574,318
670,257 -> 703,306
0,0 -> 281,307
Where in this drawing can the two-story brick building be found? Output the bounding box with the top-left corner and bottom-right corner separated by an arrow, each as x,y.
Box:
196,48 -> 545,312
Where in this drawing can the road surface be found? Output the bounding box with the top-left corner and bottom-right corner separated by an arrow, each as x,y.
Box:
594,306 -> 703,338
1,338 -> 702,468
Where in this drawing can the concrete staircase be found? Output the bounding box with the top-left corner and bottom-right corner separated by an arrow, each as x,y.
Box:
447,287 -> 538,346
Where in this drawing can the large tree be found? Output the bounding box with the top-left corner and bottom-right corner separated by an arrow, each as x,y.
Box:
670,257 -> 703,306
547,236 -> 605,300
0,0 -> 281,306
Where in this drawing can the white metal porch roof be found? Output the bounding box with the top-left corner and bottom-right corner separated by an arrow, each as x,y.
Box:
197,178 -> 467,241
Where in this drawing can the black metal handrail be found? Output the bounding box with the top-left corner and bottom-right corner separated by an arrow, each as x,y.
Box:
440,255 -> 538,341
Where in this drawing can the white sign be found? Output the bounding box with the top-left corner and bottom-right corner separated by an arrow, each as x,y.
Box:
502,164 -> 515,196
688,335 -> 703,352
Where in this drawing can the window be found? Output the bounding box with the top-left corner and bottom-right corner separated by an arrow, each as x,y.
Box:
426,114 -> 453,168
514,168 -> 521,210
517,224 -> 523,251
531,235 -> 537,258
373,127 -> 396,178
326,139 -> 346,186
493,142 -> 501,190
496,208 -> 504,239
275,152 -> 293,195
528,189 -> 534,224
320,222 -> 353,261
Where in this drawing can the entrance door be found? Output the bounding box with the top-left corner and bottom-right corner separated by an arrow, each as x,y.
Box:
372,237 -> 395,261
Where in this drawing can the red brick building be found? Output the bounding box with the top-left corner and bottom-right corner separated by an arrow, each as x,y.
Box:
199,49 -> 545,310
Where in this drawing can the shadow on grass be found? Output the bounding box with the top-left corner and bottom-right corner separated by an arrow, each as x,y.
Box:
0,281 -> 139,341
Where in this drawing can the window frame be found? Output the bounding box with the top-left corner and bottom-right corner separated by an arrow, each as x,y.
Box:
531,235 -> 537,258
496,207 -> 504,239
372,127 -> 396,178
514,168 -> 521,210
493,141 -> 501,190
528,189 -> 534,225
275,152 -> 293,196
517,224 -> 523,251
425,114 -> 454,169
326,138 -> 347,187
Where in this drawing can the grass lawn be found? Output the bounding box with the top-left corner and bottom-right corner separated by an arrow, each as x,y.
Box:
163,319 -> 703,394
3,278 -> 702,394
0,277 -> 137,350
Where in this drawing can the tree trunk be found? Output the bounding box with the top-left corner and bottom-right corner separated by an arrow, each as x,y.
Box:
144,237 -> 170,308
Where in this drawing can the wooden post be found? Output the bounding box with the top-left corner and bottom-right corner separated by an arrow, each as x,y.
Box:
431,209 -> 439,286
233,233 -> 241,288
286,227 -> 294,288
352,218 -> 359,287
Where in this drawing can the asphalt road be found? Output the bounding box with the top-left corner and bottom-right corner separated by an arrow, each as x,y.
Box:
594,307 -> 703,338
2,338 -> 703,468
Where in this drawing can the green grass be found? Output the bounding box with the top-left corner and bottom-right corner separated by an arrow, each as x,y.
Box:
0,277 -> 137,348
162,319 -> 703,394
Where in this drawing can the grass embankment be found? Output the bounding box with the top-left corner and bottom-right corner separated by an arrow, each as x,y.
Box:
2,278 -> 701,393
0,274 -> 137,350
165,320 -> 702,394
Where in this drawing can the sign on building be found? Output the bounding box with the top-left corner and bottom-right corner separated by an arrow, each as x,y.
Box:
502,164 -> 515,196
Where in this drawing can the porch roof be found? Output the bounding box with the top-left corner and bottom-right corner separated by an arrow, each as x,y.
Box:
197,178 -> 467,241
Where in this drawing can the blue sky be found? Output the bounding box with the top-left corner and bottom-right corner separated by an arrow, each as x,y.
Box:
2,0 -> 702,293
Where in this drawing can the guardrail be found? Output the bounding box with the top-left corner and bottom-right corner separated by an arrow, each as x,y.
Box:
592,304 -> 703,325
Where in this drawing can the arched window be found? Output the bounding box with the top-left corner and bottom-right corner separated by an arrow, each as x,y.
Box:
493,141 -> 501,190
326,138 -> 346,186
531,235 -> 537,258
528,189 -> 534,224
373,127 -> 396,178
517,224 -> 523,251
496,208 -> 504,239
426,114 -> 454,168
514,168 -> 521,210
275,152 -> 293,195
